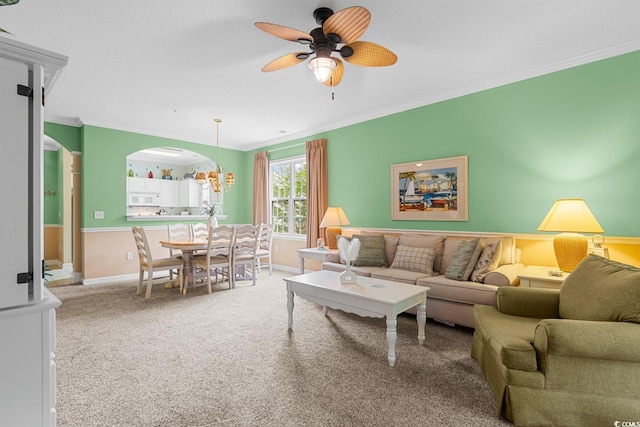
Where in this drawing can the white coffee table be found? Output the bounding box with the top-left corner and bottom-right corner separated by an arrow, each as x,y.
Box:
284,270 -> 429,367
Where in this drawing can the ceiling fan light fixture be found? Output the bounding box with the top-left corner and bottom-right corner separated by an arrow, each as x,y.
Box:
308,56 -> 338,83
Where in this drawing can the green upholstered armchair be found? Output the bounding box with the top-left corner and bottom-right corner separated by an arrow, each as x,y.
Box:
471,255 -> 640,426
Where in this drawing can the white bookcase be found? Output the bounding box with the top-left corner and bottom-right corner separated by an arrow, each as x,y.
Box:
0,36 -> 67,426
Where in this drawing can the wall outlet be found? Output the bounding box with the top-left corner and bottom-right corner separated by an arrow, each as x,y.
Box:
126,252 -> 133,261
94,210 -> 104,219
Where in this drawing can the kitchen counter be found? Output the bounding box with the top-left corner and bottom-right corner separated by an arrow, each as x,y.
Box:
126,214 -> 227,222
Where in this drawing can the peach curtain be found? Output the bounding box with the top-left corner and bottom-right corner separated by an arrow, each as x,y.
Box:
306,139 -> 328,248
252,151 -> 269,225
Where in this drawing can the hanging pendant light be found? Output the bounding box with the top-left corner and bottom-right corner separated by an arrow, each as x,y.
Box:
211,118 -> 234,193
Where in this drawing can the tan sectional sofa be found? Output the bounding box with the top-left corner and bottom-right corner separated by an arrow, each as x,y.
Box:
321,230 -> 525,328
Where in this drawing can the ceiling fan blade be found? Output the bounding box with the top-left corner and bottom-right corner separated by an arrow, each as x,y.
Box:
323,6 -> 370,44
255,22 -> 312,43
342,41 -> 397,67
324,58 -> 344,87
261,53 -> 307,72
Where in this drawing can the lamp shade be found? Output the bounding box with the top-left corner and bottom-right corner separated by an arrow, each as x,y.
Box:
537,199 -> 603,272
537,199 -> 603,233
319,207 -> 350,249
320,207 -> 351,228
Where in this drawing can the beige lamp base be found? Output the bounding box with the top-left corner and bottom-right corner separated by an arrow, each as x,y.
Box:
325,226 -> 342,249
554,232 -> 588,272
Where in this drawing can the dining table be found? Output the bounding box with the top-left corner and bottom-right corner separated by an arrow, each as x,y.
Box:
159,237 -> 208,292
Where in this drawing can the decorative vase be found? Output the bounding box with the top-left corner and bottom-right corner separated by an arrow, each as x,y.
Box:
337,236 -> 361,285
340,263 -> 358,284
207,215 -> 218,229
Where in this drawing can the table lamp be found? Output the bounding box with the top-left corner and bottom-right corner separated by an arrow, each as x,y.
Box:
319,207 -> 351,249
537,198 -> 604,272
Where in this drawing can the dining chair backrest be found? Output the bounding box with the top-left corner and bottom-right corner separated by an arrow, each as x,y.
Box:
256,222 -> 274,275
132,225 -> 151,267
234,224 -> 259,258
191,222 -> 209,241
167,223 -> 191,257
206,224 -> 236,258
257,223 -> 274,252
168,223 -> 191,239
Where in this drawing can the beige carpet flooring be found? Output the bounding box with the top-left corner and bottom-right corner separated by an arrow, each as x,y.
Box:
50,271 -> 511,427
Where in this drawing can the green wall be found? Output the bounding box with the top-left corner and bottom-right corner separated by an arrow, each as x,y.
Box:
45,122 -> 81,153
46,51 -> 640,237
248,51 -> 640,237
79,125 -> 245,228
43,150 -> 60,225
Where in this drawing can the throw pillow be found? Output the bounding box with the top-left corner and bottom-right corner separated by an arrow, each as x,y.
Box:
559,254 -> 640,323
398,234 -> 445,272
444,238 -> 483,281
389,245 -> 436,275
351,234 -> 388,267
470,241 -> 502,283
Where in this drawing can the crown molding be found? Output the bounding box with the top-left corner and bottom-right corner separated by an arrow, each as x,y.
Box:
244,40 -> 640,152
45,114 -> 83,127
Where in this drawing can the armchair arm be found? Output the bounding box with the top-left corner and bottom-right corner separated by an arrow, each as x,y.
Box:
496,286 -> 560,319
484,262 -> 525,286
534,319 -> 640,362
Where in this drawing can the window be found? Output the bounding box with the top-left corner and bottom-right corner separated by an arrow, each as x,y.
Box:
270,156 -> 307,236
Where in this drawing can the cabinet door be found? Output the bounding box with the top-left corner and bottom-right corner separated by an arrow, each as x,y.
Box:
0,57 -> 29,308
187,180 -> 202,207
127,177 -> 145,192
127,177 -> 161,193
160,180 -> 180,207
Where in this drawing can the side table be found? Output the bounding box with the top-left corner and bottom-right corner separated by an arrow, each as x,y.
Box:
518,265 -> 567,289
297,247 -> 339,274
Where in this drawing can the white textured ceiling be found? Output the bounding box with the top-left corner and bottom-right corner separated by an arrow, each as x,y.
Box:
2,1 -> 639,151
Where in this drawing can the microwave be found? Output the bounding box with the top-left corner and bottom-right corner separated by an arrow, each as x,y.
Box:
128,192 -> 160,206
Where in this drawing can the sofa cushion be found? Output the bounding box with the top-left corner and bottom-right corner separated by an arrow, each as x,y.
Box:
444,238 -> 482,281
418,275 -> 498,306
389,245 -> 436,275
559,255 -> 640,323
470,240 -> 502,283
371,268 -> 431,285
398,234 -> 444,272
384,235 -> 400,265
321,261 -> 378,277
350,234 -> 388,267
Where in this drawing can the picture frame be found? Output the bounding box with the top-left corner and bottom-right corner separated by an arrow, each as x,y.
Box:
391,155 -> 468,221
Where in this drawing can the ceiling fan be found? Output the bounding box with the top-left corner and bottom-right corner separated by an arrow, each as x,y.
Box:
255,6 -> 397,87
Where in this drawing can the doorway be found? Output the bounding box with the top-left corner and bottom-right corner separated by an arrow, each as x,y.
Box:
44,136 -> 76,285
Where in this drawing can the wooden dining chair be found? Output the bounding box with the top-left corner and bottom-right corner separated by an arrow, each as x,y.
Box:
167,223 -> 190,282
191,224 -> 235,294
232,224 -> 259,287
131,226 -> 183,299
255,222 -> 274,276
190,222 -> 208,241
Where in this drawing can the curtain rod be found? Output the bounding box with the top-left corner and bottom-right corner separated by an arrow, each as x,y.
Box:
267,142 -> 306,154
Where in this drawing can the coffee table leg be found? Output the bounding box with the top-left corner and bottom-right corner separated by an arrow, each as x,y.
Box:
417,301 -> 426,345
287,290 -> 294,329
386,316 -> 397,367
323,306 -> 328,316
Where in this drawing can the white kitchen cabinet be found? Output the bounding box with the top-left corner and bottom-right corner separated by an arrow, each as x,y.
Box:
0,36 -> 67,427
160,180 -> 180,207
180,179 -> 202,208
127,176 -> 161,193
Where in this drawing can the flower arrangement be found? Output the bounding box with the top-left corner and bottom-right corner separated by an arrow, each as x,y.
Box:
338,236 -> 360,284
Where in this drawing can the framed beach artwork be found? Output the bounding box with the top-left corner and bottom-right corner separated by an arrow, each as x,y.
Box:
391,155 -> 468,221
